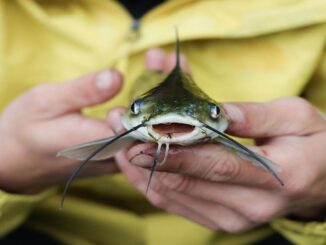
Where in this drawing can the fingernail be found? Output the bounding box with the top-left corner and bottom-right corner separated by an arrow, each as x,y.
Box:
130,154 -> 153,167
96,70 -> 116,90
223,103 -> 245,123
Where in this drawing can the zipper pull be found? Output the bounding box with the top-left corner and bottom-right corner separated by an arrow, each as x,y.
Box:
127,19 -> 141,42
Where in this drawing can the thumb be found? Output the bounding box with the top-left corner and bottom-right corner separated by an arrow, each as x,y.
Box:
38,70 -> 122,115
223,97 -> 326,138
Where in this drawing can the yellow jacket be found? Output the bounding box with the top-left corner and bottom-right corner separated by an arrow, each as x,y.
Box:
1,0 -> 326,244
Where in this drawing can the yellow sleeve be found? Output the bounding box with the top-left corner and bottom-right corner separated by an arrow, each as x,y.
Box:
272,218 -> 326,245
303,48 -> 326,113
0,1 -> 56,238
0,188 -> 55,237
0,2 -> 50,237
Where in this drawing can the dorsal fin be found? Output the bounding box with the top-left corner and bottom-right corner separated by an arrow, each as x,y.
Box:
175,27 -> 180,69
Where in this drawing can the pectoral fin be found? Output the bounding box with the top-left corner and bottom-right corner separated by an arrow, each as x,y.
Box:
57,135 -> 135,161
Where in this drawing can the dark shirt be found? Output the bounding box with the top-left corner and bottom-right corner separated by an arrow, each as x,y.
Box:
119,0 -> 165,18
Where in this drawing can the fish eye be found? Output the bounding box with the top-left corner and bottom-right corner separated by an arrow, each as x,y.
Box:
210,104 -> 220,119
130,99 -> 142,115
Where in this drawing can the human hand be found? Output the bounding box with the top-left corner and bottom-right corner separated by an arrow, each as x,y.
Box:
0,70 -> 122,194
114,49 -> 326,233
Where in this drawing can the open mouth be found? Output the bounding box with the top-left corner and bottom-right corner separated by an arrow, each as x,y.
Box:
152,123 -> 195,137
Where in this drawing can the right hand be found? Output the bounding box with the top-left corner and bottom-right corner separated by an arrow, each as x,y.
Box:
0,70 -> 122,194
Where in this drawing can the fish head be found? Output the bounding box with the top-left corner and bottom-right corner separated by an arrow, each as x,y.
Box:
122,76 -> 228,145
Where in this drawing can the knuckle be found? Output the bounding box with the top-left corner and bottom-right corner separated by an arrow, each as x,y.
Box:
246,204 -> 277,223
148,192 -> 169,209
289,97 -> 317,120
237,103 -> 268,133
162,173 -> 194,193
149,177 -> 170,195
232,103 -> 257,132
207,156 -> 241,181
27,84 -> 55,110
275,97 -> 321,134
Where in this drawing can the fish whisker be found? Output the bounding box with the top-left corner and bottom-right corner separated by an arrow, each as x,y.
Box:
199,121 -> 284,186
60,122 -> 146,209
145,142 -> 170,194
159,143 -> 170,166
146,142 -> 162,195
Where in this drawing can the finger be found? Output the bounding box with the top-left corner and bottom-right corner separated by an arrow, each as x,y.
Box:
28,70 -> 123,116
127,143 -> 284,188
145,190 -> 217,229
34,114 -> 115,151
154,172 -> 286,224
39,158 -> 119,190
107,107 -> 126,133
150,182 -> 255,233
145,48 -> 165,71
117,151 -> 254,232
115,151 -> 217,229
77,160 -> 120,177
223,97 -> 326,138
164,52 -> 191,74
59,159 -> 119,178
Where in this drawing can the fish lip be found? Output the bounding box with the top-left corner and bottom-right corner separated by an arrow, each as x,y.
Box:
122,113 -> 224,144
145,114 -> 203,127
137,114 -> 202,143
147,124 -> 203,144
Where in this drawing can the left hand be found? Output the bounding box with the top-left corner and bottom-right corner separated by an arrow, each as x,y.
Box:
112,49 -> 326,233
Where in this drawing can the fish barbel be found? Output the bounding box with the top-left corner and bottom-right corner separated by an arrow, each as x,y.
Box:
58,29 -> 284,208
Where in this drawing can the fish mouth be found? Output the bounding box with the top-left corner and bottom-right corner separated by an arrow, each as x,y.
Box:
152,123 -> 195,137
123,113 -> 212,144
